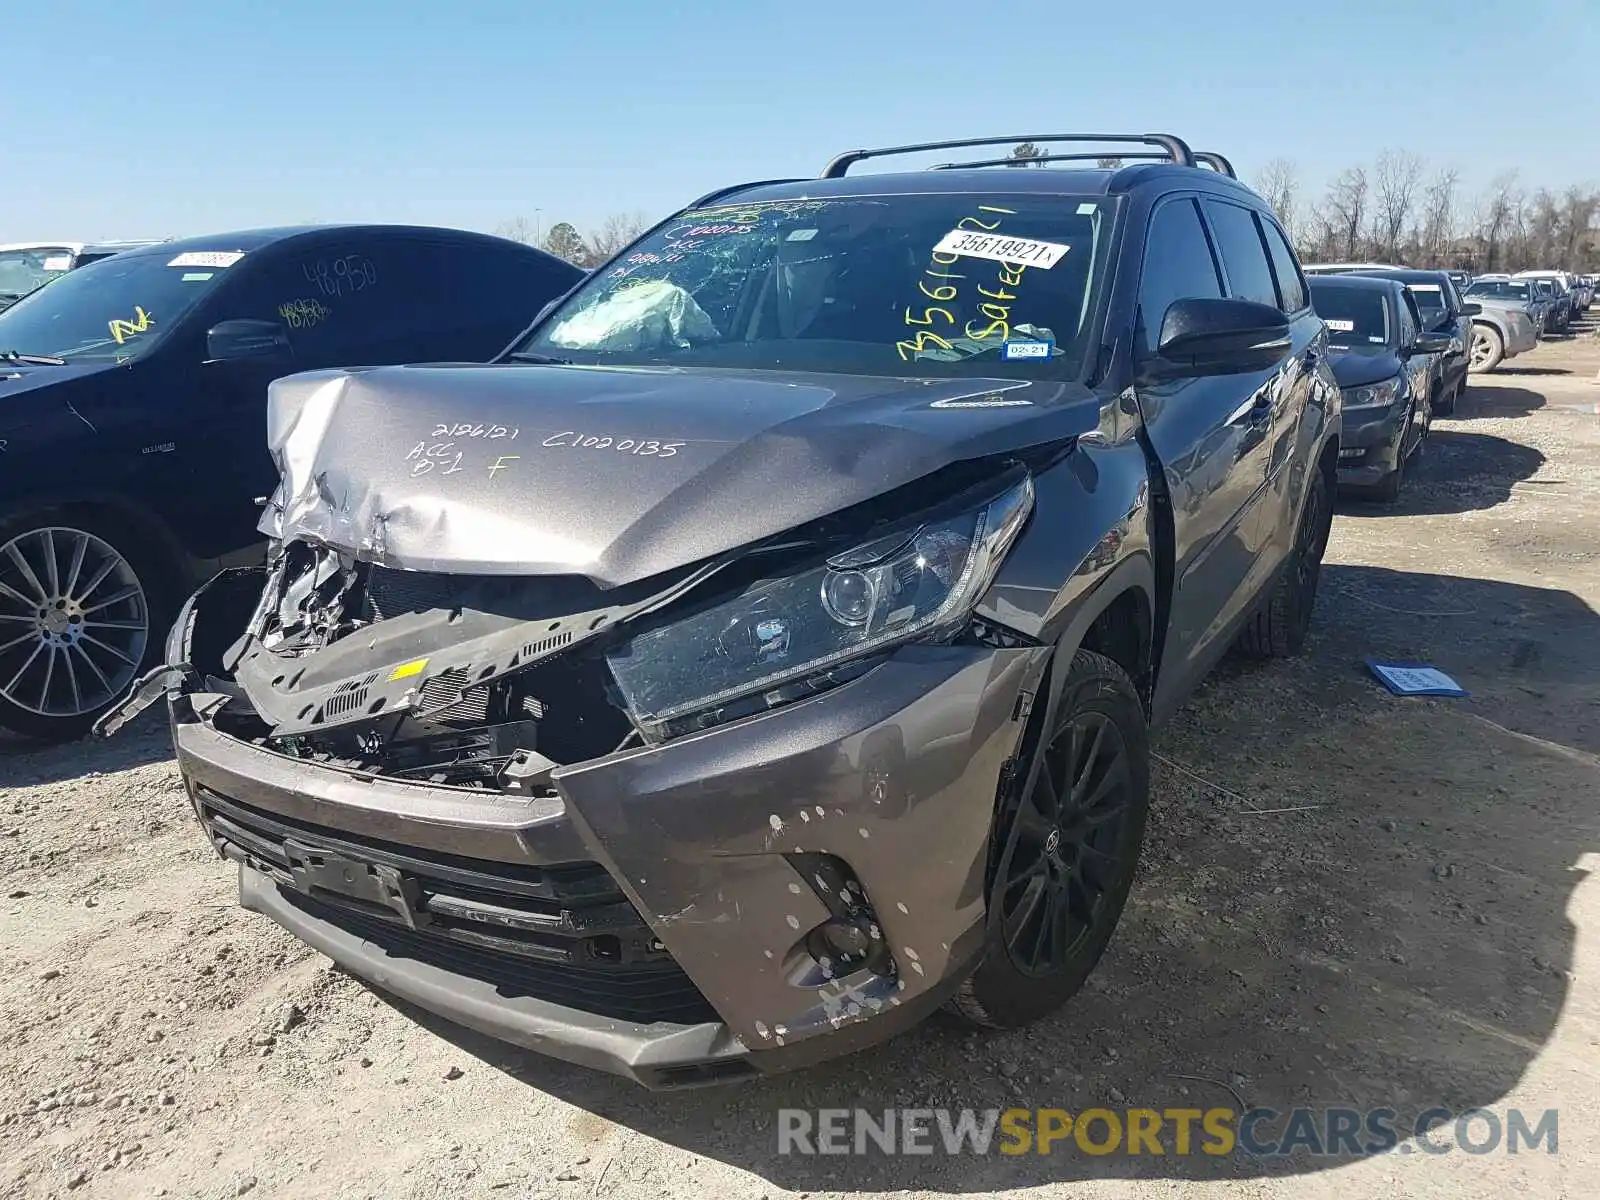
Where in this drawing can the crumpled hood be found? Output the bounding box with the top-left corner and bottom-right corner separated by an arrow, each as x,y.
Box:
1327,349 -> 1404,390
0,359 -> 122,401
260,362 -> 1098,587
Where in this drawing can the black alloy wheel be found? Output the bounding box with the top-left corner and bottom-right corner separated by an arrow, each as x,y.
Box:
951,649 -> 1150,1029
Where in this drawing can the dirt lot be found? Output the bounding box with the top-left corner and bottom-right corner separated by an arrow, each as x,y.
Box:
3,324 -> 1598,1200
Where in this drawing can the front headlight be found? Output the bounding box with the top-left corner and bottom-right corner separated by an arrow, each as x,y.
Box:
1342,377 -> 1403,409
607,474 -> 1035,737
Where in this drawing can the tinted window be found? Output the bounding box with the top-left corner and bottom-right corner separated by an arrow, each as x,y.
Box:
1136,198 -> 1222,357
1260,219 -> 1308,311
1398,292 -> 1421,344
520,194 -> 1121,381
218,239 -> 574,367
1204,201 -> 1278,307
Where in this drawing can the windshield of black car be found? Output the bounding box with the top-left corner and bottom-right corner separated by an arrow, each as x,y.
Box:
1309,281 -> 1392,346
0,247 -> 241,362
1468,280 -> 1533,301
514,194 -> 1117,379
0,248 -> 73,298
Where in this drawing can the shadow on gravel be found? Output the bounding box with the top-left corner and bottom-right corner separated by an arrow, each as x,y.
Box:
1452,385 -> 1549,420
1337,429 -> 1544,517
1491,366 -> 1573,377
0,706 -> 173,786
363,563 -> 1600,1191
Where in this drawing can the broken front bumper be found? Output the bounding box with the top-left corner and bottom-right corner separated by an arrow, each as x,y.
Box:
171,641 -> 1049,1088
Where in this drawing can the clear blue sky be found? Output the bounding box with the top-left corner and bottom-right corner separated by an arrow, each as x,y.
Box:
4,0 -> 1595,242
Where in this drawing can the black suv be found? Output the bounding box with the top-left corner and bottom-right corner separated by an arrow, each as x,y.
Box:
1348,267 -> 1479,416
104,134 -> 1340,1088
0,225 -> 582,740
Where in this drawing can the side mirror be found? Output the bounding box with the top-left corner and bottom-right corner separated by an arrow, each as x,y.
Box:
1149,298 -> 1292,377
206,318 -> 291,364
1409,332 -> 1453,355
1459,301 -> 1482,317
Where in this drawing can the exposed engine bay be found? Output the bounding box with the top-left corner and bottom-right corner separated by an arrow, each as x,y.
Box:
198,540 -> 721,794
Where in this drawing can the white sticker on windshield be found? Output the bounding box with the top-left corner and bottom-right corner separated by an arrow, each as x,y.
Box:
41,256 -> 72,271
1076,203 -> 1098,215
1409,284 -> 1442,292
1324,319 -> 1355,332
181,272 -> 214,282
168,251 -> 244,269
931,229 -> 1069,269
785,228 -> 818,242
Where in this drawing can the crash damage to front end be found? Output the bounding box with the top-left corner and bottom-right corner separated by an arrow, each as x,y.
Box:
103,364 -> 1093,1087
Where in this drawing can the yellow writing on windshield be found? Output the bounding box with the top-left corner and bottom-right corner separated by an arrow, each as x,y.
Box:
108,306 -> 154,345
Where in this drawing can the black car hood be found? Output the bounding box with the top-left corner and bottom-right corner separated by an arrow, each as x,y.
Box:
1326,347 -> 1404,389
260,362 -> 1098,587
0,359 -> 122,400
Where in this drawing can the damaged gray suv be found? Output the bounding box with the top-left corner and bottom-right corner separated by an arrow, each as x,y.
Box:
99,133 -> 1340,1088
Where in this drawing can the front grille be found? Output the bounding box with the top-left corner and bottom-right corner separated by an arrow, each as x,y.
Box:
198,788 -> 717,1026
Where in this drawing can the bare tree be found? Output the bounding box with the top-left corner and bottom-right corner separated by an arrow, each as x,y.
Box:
1372,150 -> 1425,262
1324,166 -> 1370,260
1472,171 -> 1521,272
1559,186 -> 1599,267
586,211 -> 653,265
1007,142 -> 1045,167
1096,156 -> 1125,169
495,216 -> 535,245
1418,168 -> 1460,265
1255,157 -> 1300,241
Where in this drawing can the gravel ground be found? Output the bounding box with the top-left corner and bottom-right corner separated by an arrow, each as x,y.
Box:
3,325 -> 1598,1200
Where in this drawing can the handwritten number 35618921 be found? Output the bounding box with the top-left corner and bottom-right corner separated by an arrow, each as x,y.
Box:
304,255 -> 377,298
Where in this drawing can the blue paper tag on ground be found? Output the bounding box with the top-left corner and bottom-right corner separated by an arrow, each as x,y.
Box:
1001,339 -> 1053,361
1366,661 -> 1468,697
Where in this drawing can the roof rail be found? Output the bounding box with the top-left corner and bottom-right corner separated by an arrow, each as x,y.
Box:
927,149 -> 1237,178
821,133 -> 1195,178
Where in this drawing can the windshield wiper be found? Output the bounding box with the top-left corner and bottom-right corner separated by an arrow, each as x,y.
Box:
505,351 -> 572,365
0,350 -> 67,366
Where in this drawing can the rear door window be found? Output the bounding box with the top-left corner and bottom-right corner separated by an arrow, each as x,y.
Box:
217,239 -> 576,367
1202,201 -> 1278,308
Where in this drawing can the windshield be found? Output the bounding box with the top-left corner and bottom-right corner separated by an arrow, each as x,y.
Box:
515,194 -> 1118,380
1309,281 -> 1393,346
1467,279 -> 1533,301
0,248 -> 73,300
0,247 -> 240,362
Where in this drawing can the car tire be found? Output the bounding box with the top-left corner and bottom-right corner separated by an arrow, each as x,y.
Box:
948,649 -> 1150,1030
1236,465 -> 1332,659
1468,324 -> 1503,373
1434,379 -> 1457,417
0,508 -> 174,742
1370,449 -> 1406,504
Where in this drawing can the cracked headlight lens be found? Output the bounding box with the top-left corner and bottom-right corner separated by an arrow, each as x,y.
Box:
607,475 -> 1034,736
1342,377 -> 1402,409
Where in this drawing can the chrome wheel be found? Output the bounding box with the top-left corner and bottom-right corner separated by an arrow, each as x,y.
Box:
0,526 -> 148,717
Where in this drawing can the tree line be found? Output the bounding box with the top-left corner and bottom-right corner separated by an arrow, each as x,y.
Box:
1010,144 -> 1598,274
1251,153 -> 1596,273
494,212 -> 653,268
508,148 -> 1599,276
